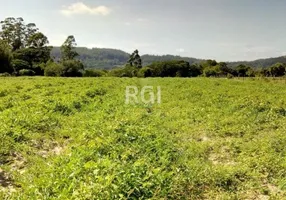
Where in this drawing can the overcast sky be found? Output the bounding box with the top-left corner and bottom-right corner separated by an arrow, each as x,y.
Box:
0,0 -> 285,61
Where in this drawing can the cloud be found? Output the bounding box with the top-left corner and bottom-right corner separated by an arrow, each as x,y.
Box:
176,48 -> 185,53
61,2 -> 111,16
124,22 -> 131,26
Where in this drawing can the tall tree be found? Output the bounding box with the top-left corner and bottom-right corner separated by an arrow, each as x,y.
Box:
0,40 -> 13,73
128,49 -> 142,68
58,35 -> 84,77
27,32 -> 49,48
0,17 -> 52,74
0,17 -> 39,51
12,31 -> 51,74
60,35 -> 79,61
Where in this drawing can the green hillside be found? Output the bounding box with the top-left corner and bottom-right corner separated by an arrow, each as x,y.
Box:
141,54 -> 202,66
227,56 -> 286,69
51,47 -> 130,69
51,47 -> 286,70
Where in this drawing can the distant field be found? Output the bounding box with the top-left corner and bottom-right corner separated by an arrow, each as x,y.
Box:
0,77 -> 286,199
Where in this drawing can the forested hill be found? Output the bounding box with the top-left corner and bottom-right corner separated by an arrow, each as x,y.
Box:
51,47 -> 286,69
51,47 -> 130,69
141,55 -> 204,66
227,56 -> 286,69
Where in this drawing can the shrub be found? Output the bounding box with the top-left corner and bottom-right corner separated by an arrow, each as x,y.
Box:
108,67 -> 126,77
203,67 -> 217,77
61,60 -> 84,77
227,73 -> 234,79
86,88 -> 107,98
19,69 -> 36,76
11,59 -> 30,72
138,67 -> 153,77
44,62 -> 63,77
83,69 -> 106,77
0,72 -> 11,77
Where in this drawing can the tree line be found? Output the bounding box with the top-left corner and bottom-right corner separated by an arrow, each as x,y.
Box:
0,17 -> 285,78
107,53 -> 286,78
0,17 -> 84,77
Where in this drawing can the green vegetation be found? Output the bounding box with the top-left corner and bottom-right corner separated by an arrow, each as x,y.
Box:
0,17 -> 84,77
127,50 -> 142,69
0,17 -> 52,76
140,60 -> 201,77
141,54 -> 202,67
107,59 -> 285,78
51,47 -> 129,69
0,40 -> 13,74
83,69 -> 107,77
51,48 -> 286,70
0,77 -> 286,199
228,56 -> 286,69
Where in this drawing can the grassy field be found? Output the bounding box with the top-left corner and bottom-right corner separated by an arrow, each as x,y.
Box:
0,77 -> 285,199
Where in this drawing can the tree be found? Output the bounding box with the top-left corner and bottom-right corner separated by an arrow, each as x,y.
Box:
206,59 -> 217,67
0,17 -> 51,75
11,59 -> 30,72
200,60 -> 219,76
61,35 -> 79,61
127,49 -> 142,68
210,62 -> 234,77
61,60 -> 84,77
27,32 -> 49,48
235,64 -> 251,77
145,60 -> 198,77
246,68 -> 255,77
258,68 -> 271,77
44,61 -> 63,77
0,17 -> 38,51
59,35 -> 84,77
0,40 -> 13,73
12,44 -> 52,75
269,63 -> 285,77
189,64 -> 202,77
203,67 -> 217,77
